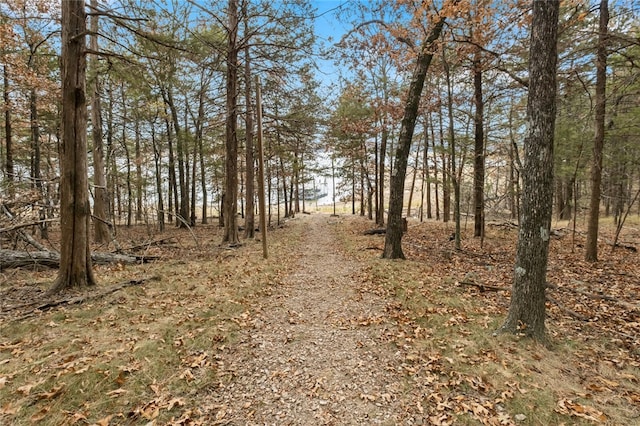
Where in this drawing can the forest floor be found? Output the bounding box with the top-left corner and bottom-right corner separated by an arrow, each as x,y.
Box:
0,213 -> 639,425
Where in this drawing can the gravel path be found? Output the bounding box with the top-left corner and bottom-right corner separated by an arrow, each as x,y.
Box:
206,214 -> 416,425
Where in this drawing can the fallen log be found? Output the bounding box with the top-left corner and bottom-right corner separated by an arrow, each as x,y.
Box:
124,237 -> 178,252
0,219 -> 57,234
545,295 -> 590,322
459,280 -> 509,292
546,282 -> 639,312
460,280 -> 590,321
364,219 -> 408,235
0,249 -> 157,270
364,228 -> 386,235
4,276 -> 160,321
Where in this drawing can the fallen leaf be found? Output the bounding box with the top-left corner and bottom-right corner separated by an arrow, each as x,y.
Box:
30,406 -> 50,422
556,398 -> 607,423
0,402 -> 20,415
67,411 -> 88,424
94,414 -> 114,426
107,388 -> 128,397
166,397 -> 185,411
215,408 -> 226,420
17,382 -> 37,396
37,384 -> 65,400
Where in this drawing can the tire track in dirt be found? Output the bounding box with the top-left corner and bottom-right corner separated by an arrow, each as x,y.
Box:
205,214 -> 415,425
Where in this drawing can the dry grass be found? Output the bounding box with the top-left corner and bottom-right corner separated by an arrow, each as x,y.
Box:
336,214 -> 639,425
1,213 -> 638,425
0,221 -> 303,425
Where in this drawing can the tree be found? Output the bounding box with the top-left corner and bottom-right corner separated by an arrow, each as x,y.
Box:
585,0 -> 609,262
51,0 -> 96,292
382,11 -> 447,259
89,0 -> 110,243
500,0 -> 560,340
472,47 -> 485,239
3,64 -> 13,197
223,0 -> 240,245
243,2 -> 255,239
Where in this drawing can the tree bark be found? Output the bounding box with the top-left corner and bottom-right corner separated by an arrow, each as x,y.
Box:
585,0 -> 609,262
223,0 -> 240,244
164,114 -> 177,224
150,121 -> 165,231
382,17 -> 446,259
119,89 -> 132,228
377,119 -> 388,227
51,0 -> 96,293
443,48 -> 461,250
166,89 -> 189,227
199,121 -> 208,224
0,249 -> 152,270
30,86 -> 48,239
89,0 -> 110,243
439,109 -> 449,222
3,65 -> 14,197
135,115 -> 143,223
473,52 -> 485,238
244,19 -> 255,239
407,142 -> 420,218
431,113 -> 439,221
500,0 -> 559,340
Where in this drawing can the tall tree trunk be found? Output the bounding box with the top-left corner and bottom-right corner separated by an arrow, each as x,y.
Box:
166,90 -> 189,227
424,112 -> 432,220
585,0 -> 609,262
500,0 -> 559,340
280,157 -> 289,218
105,81 -> 118,232
119,92 -> 132,228
294,146 -> 300,215
407,142 -> 421,218
508,104 -> 522,222
190,127 -> 197,226
382,17 -> 446,259
52,0 -> 96,292
508,136 -> 516,220
444,50 -> 461,250
89,0 -> 110,243
30,88 -> 48,238
374,132 -> 379,222
135,116 -> 142,223
377,122 -> 387,226
431,114 -> 439,221
223,0 -> 240,244
151,122 -> 164,232
199,128 -> 208,224
164,115 -> 177,224
191,91 -> 203,227
473,52 -> 485,238
3,65 -> 14,197
243,27 -> 255,238
439,109 -> 449,222
30,93 -> 41,192
352,159 -> 356,215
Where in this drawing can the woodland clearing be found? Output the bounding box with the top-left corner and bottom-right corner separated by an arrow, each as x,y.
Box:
0,213 -> 638,425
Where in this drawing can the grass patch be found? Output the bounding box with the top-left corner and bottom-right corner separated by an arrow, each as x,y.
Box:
334,215 -> 639,425
0,222 -> 300,425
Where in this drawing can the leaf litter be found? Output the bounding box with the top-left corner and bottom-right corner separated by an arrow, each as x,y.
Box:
0,214 -> 638,425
